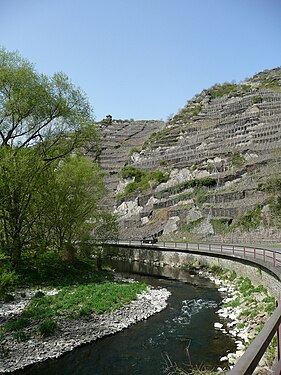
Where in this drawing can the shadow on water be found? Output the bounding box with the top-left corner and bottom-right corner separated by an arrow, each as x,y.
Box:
13,259 -> 235,375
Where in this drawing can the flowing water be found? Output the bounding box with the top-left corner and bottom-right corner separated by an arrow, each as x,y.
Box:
14,260 -> 235,374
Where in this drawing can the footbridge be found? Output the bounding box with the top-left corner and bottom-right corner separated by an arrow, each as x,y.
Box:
103,239 -> 281,375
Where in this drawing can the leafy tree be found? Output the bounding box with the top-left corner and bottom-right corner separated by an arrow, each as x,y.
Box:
0,48 -> 95,155
93,211 -> 119,243
0,48 -> 100,266
0,146 -> 46,264
40,156 -> 105,262
92,211 -> 119,269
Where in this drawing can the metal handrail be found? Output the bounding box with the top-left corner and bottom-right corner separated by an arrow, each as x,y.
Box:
111,239 -> 281,274
229,303 -> 281,375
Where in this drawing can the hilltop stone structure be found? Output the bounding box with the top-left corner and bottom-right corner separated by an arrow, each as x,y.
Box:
97,68 -> 281,243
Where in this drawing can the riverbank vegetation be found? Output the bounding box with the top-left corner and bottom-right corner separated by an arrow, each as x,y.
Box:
0,255 -> 147,343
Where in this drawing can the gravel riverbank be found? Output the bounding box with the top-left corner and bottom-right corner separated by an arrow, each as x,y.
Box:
0,284 -> 171,373
199,269 -> 275,374
0,266 -> 275,374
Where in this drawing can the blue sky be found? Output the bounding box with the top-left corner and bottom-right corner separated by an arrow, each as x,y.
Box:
1,0 -> 281,121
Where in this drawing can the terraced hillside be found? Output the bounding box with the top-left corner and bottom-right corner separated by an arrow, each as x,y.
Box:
90,119 -> 165,209
111,68 -> 281,243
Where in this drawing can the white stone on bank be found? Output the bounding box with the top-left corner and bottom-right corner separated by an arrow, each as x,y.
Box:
0,285 -> 171,373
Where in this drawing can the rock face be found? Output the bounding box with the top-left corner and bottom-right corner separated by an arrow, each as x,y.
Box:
97,68 -> 281,242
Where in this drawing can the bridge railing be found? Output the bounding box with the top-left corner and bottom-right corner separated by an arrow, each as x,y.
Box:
106,239 -> 281,374
113,239 -> 281,273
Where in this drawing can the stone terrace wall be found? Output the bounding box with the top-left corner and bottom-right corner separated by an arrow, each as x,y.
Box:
133,90 -> 281,171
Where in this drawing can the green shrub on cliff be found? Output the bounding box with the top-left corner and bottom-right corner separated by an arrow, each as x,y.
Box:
170,104 -> 202,123
233,205 -> 262,231
208,82 -> 237,98
121,166 -> 145,182
231,152 -> 245,168
119,166 -> 169,196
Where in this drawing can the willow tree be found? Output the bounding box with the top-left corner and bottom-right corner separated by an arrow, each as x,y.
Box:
0,48 -> 100,265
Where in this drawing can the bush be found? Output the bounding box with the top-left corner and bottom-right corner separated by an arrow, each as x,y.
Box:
257,178 -> 281,193
253,96 -> 262,104
155,177 -> 216,198
180,217 -> 204,232
210,265 -> 225,276
5,317 -> 30,332
0,270 -> 18,294
193,187 -> 208,206
210,218 -> 230,234
129,147 -> 140,156
234,205 -> 262,231
224,297 -> 240,308
151,170 -> 169,184
3,293 -> 14,302
14,330 -> 27,342
38,319 -> 57,337
237,277 -> 254,296
262,296 -> 275,303
231,152 -> 245,168
34,291 -> 45,298
120,167 -> 169,196
208,82 -> 237,99
171,104 -> 202,123
229,270 -> 237,281
120,166 -> 144,182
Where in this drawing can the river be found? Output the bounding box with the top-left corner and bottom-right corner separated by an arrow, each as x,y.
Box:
13,260 -> 235,375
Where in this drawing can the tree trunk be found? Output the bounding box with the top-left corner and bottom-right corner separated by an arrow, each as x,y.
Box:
63,242 -> 76,264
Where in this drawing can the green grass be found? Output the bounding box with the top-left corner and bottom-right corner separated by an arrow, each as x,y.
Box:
210,218 -> 230,235
0,280 -> 147,340
0,254 -> 147,341
253,96 -> 263,104
4,317 -> 30,332
209,264 -> 225,276
20,281 -> 147,321
37,320 -> 58,337
233,205 -> 262,232
224,297 -> 241,308
14,329 -> 27,341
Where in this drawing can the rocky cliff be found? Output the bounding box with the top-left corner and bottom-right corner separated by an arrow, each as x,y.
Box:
99,68 -> 281,244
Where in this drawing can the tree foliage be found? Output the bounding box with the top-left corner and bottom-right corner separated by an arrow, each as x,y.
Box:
0,48 -> 95,156
40,156 -> 105,260
0,146 -> 45,262
0,48 -> 113,267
